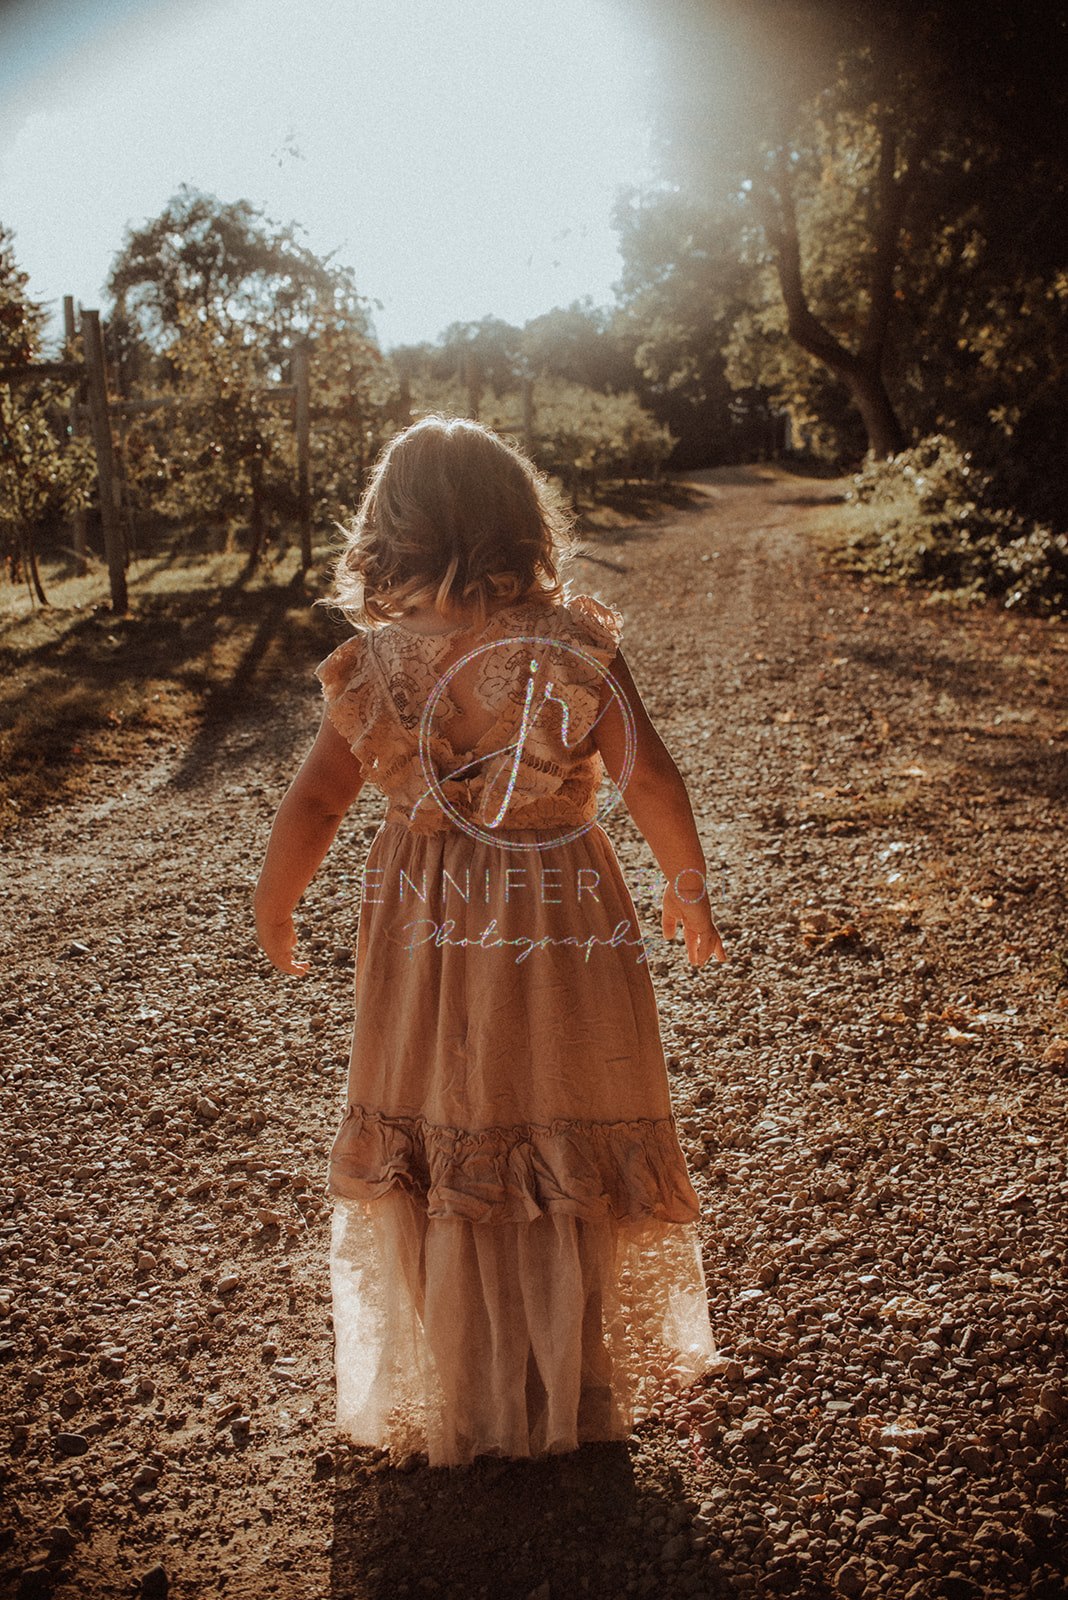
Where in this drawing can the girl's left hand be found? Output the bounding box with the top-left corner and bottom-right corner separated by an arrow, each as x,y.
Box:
255,911 -> 310,977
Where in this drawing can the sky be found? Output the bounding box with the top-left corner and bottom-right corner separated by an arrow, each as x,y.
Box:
0,0 -> 658,351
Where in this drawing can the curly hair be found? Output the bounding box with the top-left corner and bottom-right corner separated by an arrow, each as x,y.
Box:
327,415 -> 580,629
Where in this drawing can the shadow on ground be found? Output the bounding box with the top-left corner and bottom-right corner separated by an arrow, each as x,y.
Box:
330,1442 -> 728,1600
837,636 -> 1030,702
0,567 -> 347,816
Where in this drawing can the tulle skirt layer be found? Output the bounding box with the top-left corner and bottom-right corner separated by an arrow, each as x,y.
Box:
330,1191 -> 717,1469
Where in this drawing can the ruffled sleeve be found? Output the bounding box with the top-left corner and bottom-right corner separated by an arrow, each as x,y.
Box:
314,631 -> 380,768
551,592 -> 625,756
564,592 -> 624,662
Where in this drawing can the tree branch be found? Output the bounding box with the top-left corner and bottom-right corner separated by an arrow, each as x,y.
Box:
753,147 -> 861,378
859,117 -> 906,365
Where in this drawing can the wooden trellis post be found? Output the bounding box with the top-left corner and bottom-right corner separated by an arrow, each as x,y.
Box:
62,296 -> 89,576
293,344 -> 311,569
81,309 -> 127,613
522,376 -> 535,459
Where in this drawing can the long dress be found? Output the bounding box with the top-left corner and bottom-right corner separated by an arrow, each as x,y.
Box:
315,589 -> 717,1469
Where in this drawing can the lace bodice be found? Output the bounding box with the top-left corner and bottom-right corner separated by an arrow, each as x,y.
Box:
315,592 -> 624,834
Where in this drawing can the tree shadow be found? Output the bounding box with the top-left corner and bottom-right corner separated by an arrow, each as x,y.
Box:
166,568 -> 317,789
330,1440 -> 730,1600
1,567 -> 345,813
770,491 -> 847,507
775,456 -> 853,481
957,739 -> 1068,804
672,465 -> 782,488
833,640 -> 1068,802
836,638 -> 1003,701
590,481 -> 710,520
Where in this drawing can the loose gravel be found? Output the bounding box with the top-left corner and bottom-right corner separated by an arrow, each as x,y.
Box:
1,465 -> 1066,1600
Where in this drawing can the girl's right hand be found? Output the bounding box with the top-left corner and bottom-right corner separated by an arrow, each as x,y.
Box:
255,910 -> 310,977
661,873 -> 727,969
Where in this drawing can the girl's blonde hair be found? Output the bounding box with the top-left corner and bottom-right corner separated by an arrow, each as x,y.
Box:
329,415 -> 579,628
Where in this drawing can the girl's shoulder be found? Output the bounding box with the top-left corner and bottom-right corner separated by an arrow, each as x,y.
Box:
312,591 -> 623,693
314,627 -> 374,702
314,628 -> 383,758
556,591 -> 624,654
523,592 -> 623,673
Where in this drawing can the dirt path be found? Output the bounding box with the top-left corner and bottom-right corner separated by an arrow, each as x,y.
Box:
2,466 -> 1066,1600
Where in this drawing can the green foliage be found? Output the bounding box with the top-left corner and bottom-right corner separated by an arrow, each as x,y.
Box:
611,188 -> 754,466
525,379 -> 676,489
0,227 -> 43,366
716,105 -> 896,461
404,369 -> 674,493
105,186 -> 679,558
0,227 -> 94,601
521,301 -> 635,395
147,308 -> 289,534
893,240 -> 1068,526
619,0 -> 1068,497
306,320 -> 395,525
108,190 -> 391,548
106,192 -> 682,550
434,317 -> 525,400
839,435 -> 1068,612
108,185 -> 368,360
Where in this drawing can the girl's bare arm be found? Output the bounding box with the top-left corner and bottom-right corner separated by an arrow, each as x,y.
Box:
253,712 -> 366,975
591,647 -> 726,968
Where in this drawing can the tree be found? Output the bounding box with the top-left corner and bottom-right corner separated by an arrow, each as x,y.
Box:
619,0 -> 1068,465
107,188 -> 388,551
520,301 -> 635,395
306,317 -> 395,526
430,317 -> 525,416
108,185 -> 366,357
622,1 -> 918,455
390,315 -> 674,495
611,187 -> 762,465
0,227 -> 93,604
151,308 -> 290,565
521,379 -> 675,500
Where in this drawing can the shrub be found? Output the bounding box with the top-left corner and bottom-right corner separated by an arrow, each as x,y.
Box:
840,434 -> 1068,613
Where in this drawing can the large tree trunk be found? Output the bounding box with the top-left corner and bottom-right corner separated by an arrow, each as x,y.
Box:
754,118 -> 911,460
843,361 -> 906,458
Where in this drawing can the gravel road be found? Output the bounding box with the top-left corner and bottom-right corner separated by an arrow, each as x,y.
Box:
1,465 -> 1066,1600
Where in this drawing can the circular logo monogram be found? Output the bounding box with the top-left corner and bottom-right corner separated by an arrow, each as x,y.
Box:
415,633 -> 637,851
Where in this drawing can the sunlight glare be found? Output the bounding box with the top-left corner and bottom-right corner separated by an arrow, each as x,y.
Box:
0,0 -> 654,347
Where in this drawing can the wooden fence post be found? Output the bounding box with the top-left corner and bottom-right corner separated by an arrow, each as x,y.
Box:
81,309 -> 128,613
463,351 -> 482,421
522,376 -> 535,459
294,344 -> 312,570
63,296 -> 89,577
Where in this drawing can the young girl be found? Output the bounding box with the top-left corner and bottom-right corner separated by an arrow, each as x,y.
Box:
254,415 -> 727,1469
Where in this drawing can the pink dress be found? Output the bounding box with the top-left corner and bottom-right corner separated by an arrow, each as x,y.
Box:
315,589 -> 716,1468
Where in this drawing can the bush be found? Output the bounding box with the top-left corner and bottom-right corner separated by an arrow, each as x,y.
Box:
840,434 -> 1068,614
407,376 -> 675,497
525,380 -> 676,491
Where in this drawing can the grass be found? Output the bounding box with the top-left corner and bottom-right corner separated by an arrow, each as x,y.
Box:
0,542 -> 348,835
804,496 -> 969,606
806,496 -> 923,587
810,481 -> 1068,616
